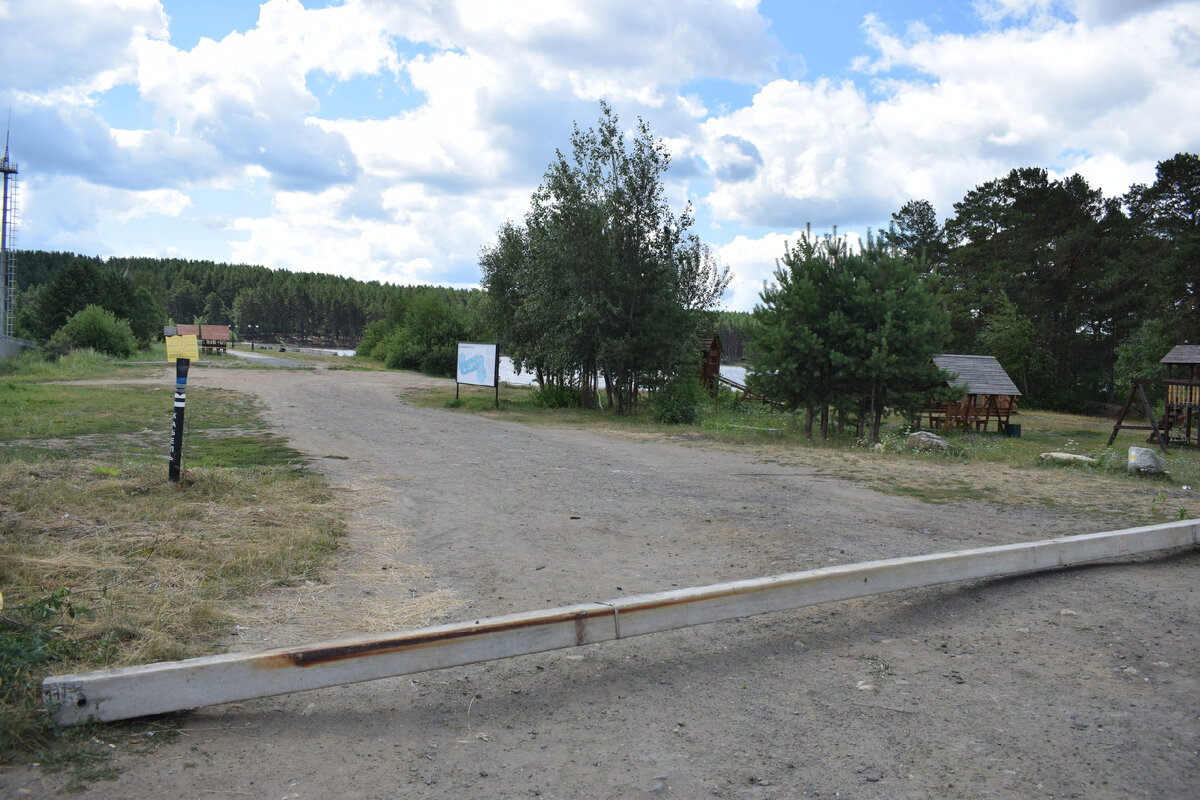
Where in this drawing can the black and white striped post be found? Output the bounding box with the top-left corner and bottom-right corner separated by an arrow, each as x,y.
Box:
168,357 -> 190,483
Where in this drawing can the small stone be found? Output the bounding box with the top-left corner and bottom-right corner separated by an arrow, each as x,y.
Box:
1059,609 -> 1078,616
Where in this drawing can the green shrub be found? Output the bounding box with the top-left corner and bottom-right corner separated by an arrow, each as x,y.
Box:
530,383 -> 582,408
357,318 -> 393,359
651,375 -> 704,424
381,327 -> 419,370
50,305 -> 137,359
419,345 -> 456,378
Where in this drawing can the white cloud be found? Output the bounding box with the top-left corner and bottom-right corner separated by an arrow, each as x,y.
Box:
229,181 -> 530,287
0,0 -> 166,96
974,0 -> 1180,26
128,0 -> 406,189
18,174 -> 191,253
715,228 -> 865,313
691,0 -> 1200,241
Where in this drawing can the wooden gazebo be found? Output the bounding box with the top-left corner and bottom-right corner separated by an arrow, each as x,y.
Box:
173,324 -> 231,355
922,354 -> 1021,434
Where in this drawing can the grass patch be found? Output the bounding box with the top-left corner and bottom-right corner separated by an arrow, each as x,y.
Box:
0,383 -> 172,439
0,355 -> 343,781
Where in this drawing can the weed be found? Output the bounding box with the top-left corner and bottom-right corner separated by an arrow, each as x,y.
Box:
0,589 -> 92,760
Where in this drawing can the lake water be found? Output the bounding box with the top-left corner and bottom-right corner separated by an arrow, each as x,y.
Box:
255,346 -> 749,383
245,344 -> 356,357
499,357 -> 747,387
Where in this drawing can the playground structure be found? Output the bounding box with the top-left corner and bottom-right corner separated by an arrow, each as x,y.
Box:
698,333 -> 722,389
698,334 -> 783,408
1108,344 -> 1200,451
921,354 -> 1021,434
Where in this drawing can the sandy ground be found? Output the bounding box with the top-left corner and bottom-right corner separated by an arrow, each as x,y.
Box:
4,363 -> 1199,799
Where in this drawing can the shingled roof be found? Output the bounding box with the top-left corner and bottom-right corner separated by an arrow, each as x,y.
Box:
1161,345 -> 1200,365
932,354 -> 1021,396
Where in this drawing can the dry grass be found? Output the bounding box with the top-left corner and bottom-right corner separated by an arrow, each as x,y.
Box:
0,457 -> 344,666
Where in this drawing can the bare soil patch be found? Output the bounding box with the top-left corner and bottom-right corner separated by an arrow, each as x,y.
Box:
4,364 -> 1197,799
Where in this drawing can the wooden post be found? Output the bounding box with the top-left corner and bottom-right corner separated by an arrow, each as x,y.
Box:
43,520 -> 1198,726
1107,380 -> 1169,452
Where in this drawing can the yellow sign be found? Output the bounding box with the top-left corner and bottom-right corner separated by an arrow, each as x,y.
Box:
165,335 -> 199,362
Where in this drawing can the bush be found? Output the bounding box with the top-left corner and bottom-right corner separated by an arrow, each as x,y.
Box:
530,382 -> 582,408
50,305 -> 137,359
419,345 -> 456,378
357,318 -> 393,359
651,375 -> 704,424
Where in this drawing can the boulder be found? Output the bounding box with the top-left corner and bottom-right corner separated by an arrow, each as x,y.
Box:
1039,452 -> 1097,466
907,431 -> 952,451
1128,446 -> 1167,475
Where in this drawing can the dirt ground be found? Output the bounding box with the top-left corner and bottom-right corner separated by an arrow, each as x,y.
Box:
4,362 -> 1199,798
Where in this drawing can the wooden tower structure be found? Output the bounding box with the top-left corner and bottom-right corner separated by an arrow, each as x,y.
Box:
698,333 -> 723,392
1107,344 -> 1200,451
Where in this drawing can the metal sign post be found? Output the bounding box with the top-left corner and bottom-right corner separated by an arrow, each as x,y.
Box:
168,358 -> 190,483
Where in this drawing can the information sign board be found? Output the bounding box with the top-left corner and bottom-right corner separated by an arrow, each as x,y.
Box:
165,335 -> 200,363
456,342 -> 498,387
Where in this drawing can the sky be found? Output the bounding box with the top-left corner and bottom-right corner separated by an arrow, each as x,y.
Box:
2,0 -> 1198,312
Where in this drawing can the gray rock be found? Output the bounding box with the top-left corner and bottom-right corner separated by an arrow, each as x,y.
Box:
907,431 -> 952,451
1128,446 -> 1167,475
1039,452 -> 1097,466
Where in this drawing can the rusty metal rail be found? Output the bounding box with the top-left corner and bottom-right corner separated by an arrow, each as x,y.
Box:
43,520 -> 1199,726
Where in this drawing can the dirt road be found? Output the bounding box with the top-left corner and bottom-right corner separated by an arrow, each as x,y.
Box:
7,365 -> 1199,798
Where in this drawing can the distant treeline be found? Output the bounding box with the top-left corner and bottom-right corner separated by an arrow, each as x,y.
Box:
714,311 -> 752,362
11,251 -> 479,347
12,250 -> 753,371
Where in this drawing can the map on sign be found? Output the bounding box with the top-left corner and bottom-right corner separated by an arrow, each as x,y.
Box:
165,335 -> 199,362
456,342 -> 497,387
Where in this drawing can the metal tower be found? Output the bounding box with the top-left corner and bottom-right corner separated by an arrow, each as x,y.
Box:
1,128 -> 17,339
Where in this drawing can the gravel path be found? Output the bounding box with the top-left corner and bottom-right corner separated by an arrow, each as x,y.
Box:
7,365 -> 1198,799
